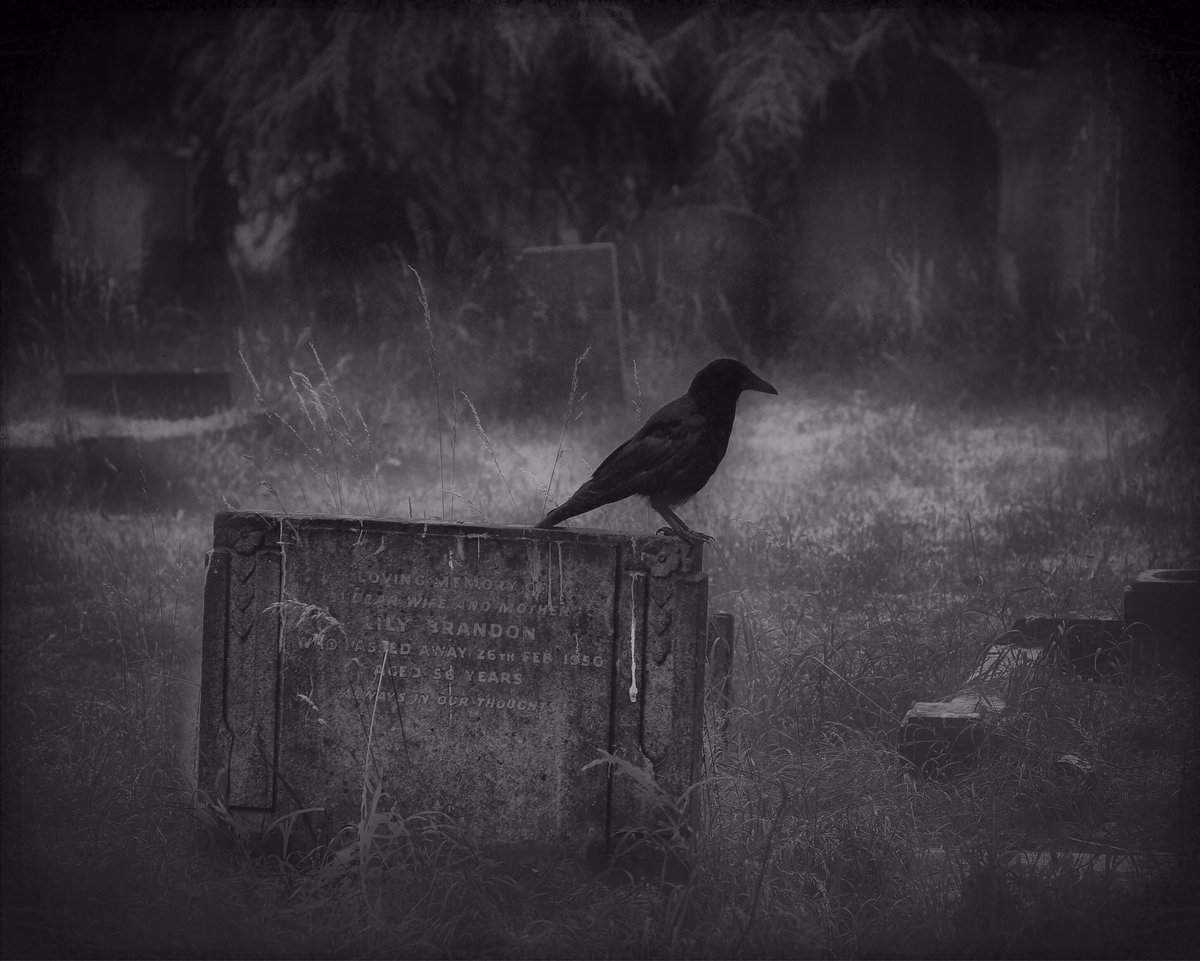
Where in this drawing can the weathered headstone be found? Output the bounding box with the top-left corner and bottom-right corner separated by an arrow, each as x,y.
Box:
53,141 -> 192,298
899,638 -> 1044,774
199,511 -> 709,860
513,242 -> 627,404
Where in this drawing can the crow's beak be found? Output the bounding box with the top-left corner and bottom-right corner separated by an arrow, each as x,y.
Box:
747,373 -> 778,395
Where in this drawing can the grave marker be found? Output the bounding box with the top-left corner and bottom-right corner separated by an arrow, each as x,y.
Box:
899,638 -> 1045,774
514,242 -> 627,403
199,511 -> 709,859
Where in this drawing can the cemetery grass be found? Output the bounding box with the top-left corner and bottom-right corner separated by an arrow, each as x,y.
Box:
3,326 -> 1199,958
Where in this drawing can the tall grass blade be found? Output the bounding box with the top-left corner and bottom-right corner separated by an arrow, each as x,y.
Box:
543,346 -> 589,516
461,390 -> 519,517
411,265 -> 446,520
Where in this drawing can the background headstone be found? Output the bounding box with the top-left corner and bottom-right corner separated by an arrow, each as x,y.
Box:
620,204 -> 776,358
52,141 -> 193,300
511,242 -> 627,407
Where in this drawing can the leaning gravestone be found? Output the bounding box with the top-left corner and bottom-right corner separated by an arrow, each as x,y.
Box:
199,511 -> 708,860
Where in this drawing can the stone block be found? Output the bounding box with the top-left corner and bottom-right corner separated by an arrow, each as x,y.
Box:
1014,613 -> 1128,677
1124,569 -> 1200,674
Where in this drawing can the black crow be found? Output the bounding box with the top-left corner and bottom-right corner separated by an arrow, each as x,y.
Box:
535,358 -> 777,541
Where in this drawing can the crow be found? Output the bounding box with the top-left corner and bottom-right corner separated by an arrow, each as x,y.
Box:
535,358 -> 777,541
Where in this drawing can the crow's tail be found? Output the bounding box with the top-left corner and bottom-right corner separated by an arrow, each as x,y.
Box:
534,505 -> 570,529
536,498 -> 589,529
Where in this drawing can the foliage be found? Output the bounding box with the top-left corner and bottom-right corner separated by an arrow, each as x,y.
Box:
176,4 -> 671,268
30,6 -> 1016,267
18,5 -> 1187,376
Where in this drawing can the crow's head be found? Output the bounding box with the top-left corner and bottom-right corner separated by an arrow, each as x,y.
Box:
689,358 -> 778,402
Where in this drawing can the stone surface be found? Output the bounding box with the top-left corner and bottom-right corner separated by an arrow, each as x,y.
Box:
52,142 -> 191,298
199,511 -> 709,858
705,612 -> 735,748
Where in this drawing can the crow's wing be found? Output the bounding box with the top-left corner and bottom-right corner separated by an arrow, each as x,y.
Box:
560,394 -> 721,509
537,359 -> 771,529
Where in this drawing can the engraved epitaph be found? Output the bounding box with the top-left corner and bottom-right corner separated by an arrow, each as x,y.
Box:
199,511 -> 708,857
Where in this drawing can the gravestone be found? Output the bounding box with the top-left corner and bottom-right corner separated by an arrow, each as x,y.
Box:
620,204 -> 776,356
53,141 -> 192,298
1015,613 -> 1128,677
198,511 -> 708,860
899,638 -> 1044,775
512,243 -> 627,406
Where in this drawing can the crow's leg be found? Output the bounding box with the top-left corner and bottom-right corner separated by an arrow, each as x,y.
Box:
650,498 -> 714,544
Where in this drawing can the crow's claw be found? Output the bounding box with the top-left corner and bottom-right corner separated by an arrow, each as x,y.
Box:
655,526 -> 714,545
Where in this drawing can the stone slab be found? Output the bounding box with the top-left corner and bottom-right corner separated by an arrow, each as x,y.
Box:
198,511 -> 708,859
899,641 -> 1044,774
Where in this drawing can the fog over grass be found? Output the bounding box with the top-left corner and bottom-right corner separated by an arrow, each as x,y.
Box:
3,312 -> 1196,956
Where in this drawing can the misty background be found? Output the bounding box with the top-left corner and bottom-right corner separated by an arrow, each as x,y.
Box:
3,6 -> 1195,410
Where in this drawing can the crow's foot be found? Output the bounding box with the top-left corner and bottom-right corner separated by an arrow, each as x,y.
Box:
655,526 -> 714,545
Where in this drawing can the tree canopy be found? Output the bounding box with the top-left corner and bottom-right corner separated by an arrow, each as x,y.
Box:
12,4 -> 1184,292
17,5 -> 1020,263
